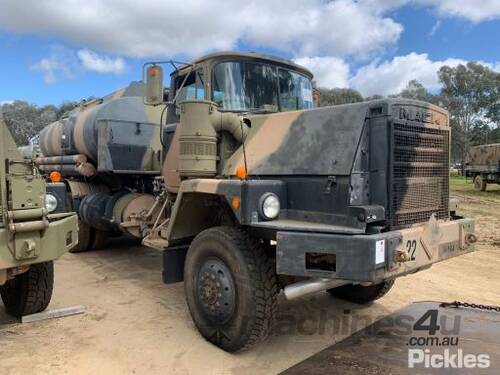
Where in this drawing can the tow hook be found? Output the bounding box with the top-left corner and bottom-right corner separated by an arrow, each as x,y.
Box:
466,233 -> 478,244
394,250 -> 409,263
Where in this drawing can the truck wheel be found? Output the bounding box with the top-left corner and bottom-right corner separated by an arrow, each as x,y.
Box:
473,175 -> 487,191
90,229 -> 108,250
327,279 -> 394,305
0,261 -> 54,317
184,226 -> 278,352
69,220 -> 92,253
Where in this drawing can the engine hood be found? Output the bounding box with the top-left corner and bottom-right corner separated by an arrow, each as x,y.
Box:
223,102 -> 369,176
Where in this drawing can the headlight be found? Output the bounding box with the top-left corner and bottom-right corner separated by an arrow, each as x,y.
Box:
45,193 -> 58,213
260,193 -> 280,220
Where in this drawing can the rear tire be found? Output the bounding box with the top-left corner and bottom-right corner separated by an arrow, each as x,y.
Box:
327,279 -> 394,305
90,229 -> 108,250
69,219 -> 92,253
0,261 -> 54,317
184,226 -> 278,352
473,175 -> 487,191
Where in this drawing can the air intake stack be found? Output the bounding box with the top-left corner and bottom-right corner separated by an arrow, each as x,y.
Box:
178,100 -> 248,178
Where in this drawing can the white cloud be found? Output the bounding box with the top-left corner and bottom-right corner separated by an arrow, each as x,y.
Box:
0,0 -> 403,59
301,52 -> 500,97
362,0 -> 500,22
293,56 -> 350,88
31,45 -> 76,84
245,0 -> 403,58
417,0 -> 500,22
349,53 -> 467,96
77,49 -> 126,74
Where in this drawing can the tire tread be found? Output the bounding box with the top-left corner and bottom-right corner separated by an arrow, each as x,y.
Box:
0,261 -> 54,317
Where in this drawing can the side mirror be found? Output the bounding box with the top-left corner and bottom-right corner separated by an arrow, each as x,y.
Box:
145,64 -> 164,105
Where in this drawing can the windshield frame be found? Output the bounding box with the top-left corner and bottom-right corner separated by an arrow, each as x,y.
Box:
210,59 -> 313,113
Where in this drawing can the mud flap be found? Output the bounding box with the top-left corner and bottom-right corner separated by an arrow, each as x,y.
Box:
162,245 -> 188,284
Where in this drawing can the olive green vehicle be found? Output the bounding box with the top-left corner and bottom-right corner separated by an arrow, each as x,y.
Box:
37,52 -> 477,352
0,110 -> 78,317
465,143 -> 500,191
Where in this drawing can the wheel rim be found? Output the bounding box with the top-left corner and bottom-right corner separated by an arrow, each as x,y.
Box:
196,256 -> 236,323
474,176 -> 482,189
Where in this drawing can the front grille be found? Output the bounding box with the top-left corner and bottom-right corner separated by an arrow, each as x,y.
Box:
391,123 -> 449,227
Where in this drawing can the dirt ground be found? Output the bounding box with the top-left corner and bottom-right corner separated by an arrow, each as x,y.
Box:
1,183 -> 499,375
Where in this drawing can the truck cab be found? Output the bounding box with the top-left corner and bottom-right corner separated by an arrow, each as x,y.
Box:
166,51 -> 314,120
142,52 -> 477,352
160,52 -> 316,193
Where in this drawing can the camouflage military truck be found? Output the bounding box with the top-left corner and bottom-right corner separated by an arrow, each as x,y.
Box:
38,52 -> 476,352
465,143 -> 500,191
0,110 -> 78,318
36,82 -> 165,251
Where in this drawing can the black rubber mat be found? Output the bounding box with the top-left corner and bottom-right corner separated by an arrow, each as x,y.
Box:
281,301 -> 500,374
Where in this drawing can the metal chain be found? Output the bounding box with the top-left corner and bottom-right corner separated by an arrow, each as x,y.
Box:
440,301 -> 500,312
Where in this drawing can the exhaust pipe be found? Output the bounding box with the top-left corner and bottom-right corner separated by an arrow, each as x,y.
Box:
284,278 -> 353,300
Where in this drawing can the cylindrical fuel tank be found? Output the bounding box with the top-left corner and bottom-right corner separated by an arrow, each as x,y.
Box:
79,191 -> 161,238
79,192 -> 114,231
38,82 -> 162,161
39,120 -> 63,156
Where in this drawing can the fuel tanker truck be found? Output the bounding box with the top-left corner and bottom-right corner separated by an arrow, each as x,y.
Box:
0,110 -> 78,318
38,51 -> 477,351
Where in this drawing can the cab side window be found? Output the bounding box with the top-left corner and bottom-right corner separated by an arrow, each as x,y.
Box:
175,69 -> 205,101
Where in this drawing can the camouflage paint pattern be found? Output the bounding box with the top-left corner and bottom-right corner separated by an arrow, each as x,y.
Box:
466,143 -> 500,172
221,99 -> 448,177
167,173 -> 475,282
164,96 -> 473,269
38,81 -> 165,174
0,109 -> 78,277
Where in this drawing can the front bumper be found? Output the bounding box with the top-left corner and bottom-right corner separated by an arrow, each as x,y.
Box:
0,213 -> 78,270
276,216 -> 475,283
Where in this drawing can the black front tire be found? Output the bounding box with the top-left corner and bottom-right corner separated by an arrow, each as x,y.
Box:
184,226 -> 278,352
0,261 -> 54,317
327,279 -> 394,305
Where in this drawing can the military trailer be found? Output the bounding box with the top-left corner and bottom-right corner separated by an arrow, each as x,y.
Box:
38,52 -> 477,352
0,110 -> 78,318
465,143 -> 500,191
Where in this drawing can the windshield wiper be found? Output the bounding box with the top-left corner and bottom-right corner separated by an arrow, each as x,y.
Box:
242,105 -> 279,115
218,105 -> 279,115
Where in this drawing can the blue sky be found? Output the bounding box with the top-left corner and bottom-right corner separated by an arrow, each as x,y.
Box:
0,0 -> 499,106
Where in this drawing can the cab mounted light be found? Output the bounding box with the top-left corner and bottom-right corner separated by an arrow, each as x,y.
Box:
144,64 -> 164,106
49,171 -> 62,183
236,164 -> 247,180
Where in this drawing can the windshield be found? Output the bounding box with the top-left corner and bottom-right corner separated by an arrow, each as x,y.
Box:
212,61 -> 313,112
278,69 -> 313,111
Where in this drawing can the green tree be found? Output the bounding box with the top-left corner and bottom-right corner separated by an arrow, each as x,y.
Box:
365,94 -> 384,101
438,62 -> 500,167
317,87 -> 364,107
397,79 -> 440,104
0,101 -> 75,146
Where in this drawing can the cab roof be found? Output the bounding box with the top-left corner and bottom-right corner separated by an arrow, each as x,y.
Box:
182,51 -> 314,79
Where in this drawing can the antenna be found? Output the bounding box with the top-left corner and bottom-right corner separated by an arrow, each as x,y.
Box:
240,120 -> 248,180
